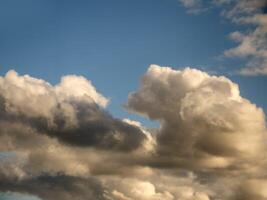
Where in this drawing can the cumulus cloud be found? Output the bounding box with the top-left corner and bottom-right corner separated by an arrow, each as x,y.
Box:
1,66 -> 267,199
0,70 -> 154,194
127,65 -> 267,170
0,70 -> 148,151
101,169 -> 213,200
104,178 -> 175,200
0,170 -> 213,200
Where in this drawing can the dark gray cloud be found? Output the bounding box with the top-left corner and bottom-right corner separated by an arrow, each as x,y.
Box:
0,70 -> 146,152
0,175 -> 107,200
49,102 -> 146,151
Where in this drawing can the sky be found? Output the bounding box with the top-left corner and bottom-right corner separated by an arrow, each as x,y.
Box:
0,0 -> 266,124
0,0 -> 267,200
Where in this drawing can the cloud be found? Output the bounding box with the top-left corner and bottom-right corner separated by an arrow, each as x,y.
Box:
180,0 -> 267,75
0,70 -> 148,151
100,169 -> 213,200
0,70 -> 154,180
180,0 -> 201,7
127,65 -> 267,170
216,0 -> 267,75
0,170 -> 213,200
0,70 -> 108,122
104,178 -> 175,200
0,175 -> 107,200
234,179 -> 267,200
224,13 -> 267,75
179,0 -> 208,14
219,0 -> 266,19
0,66 -> 267,199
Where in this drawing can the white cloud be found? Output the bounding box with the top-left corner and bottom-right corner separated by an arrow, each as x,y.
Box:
0,70 -> 108,127
218,0 -> 267,75
127,65 -> 267,169
179,0 -> 208,14
102,170 -> 212,200
224,14 -> 267,75
180,0 -> 202,8
180,0 -> 267,75
1,66 -> 267,199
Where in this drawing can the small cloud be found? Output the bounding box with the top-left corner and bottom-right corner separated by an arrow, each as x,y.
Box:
179,0 -> 208,14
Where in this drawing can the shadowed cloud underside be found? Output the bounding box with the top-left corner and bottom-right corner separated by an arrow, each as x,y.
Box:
0,65 -> 266,200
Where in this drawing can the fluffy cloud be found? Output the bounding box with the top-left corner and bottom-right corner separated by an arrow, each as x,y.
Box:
1,66 -> 267,199
0,70 -> 153,181
127,65 -> 267,170
0,70 -> 107,123
0,70 -> 148,151
0,171 -> 213,200
101,169 -> 212,200
104,178 -> 175,200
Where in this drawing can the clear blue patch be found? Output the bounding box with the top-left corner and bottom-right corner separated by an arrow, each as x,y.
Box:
0,192 -> 41,200
0,152 -> 16,159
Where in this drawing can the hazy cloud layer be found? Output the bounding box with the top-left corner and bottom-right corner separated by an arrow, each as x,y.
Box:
1,66 -> 267,199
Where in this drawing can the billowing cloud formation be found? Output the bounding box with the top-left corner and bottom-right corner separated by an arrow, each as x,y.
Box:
0,70 -> 153,183
102,171 -> 212,200
127,65 -> 267,170
0,66 -> 267,200
0,70 -> 147,151
0,171 -> 212,200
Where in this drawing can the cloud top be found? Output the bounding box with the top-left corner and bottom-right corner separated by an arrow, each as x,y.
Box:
127,65 -> 266,169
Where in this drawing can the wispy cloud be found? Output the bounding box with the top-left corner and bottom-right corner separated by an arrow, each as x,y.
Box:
180,0 -> 267,76
179,0 -> 208,14
221,0 -> 267,75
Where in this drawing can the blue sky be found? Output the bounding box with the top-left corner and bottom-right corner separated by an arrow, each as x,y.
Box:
1,0 -> 266,127
0,193 -> 41,200
0,1 -> 266,199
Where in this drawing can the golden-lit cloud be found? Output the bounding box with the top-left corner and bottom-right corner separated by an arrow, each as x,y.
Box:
0,66 -> 266,199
